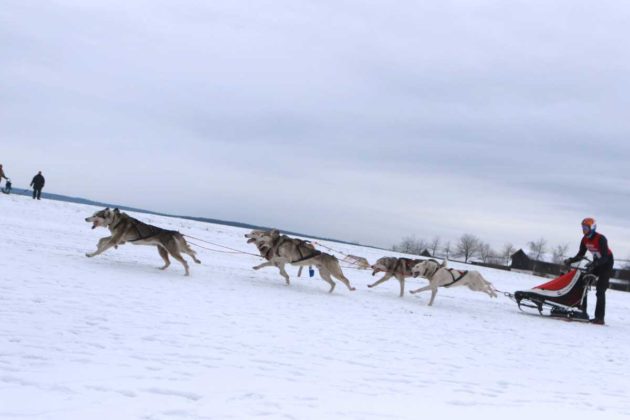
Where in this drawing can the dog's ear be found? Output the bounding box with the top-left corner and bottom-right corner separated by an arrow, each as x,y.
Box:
270,229 -> 280,238
114,208 -> 120,214
441,258 -> 448,268
105,207 -> 110,210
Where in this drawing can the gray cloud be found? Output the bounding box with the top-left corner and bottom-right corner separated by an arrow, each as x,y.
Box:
2,0 -> 630,260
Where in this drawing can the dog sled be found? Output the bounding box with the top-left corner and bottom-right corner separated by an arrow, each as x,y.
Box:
512,260 -> 597,321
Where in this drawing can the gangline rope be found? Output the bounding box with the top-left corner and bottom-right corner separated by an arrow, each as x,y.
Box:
184,235 -> 262,258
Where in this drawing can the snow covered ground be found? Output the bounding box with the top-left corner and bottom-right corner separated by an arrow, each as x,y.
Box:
1,194 -> 629,420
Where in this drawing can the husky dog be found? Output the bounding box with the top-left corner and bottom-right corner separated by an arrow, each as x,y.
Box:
368,257 -> 427,297
245,229 -> 355,293
246,230 -> 312,279
410,259 -> 497,305
85,208 -> 201,275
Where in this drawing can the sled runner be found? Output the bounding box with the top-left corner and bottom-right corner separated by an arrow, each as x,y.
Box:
513,260 -> 597,321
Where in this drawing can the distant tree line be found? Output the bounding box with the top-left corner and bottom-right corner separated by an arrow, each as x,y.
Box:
392,233 -> 630,269
391,233 -> 579,266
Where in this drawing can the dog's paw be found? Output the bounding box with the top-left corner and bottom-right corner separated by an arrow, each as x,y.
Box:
85,253 -> 93,258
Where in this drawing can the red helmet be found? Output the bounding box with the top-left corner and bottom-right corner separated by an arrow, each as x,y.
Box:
581,217 -> 596,235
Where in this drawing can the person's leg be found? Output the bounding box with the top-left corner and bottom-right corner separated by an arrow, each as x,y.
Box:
36,188 -> 42,199
593,262 -> 613,322
32,188 -> 36,199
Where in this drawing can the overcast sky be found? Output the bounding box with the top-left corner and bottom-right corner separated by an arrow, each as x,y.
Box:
2,0 -> 630,261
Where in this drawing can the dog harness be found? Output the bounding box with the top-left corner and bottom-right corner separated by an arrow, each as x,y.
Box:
392,259 -> 405,274
423,260 -> 442,279
112,215 -> 166,242
291,249 -> 322,264
271,236 -> 321,264
390,258 -> 422,275
262,245 -> 275,261
443,269 -> 469,287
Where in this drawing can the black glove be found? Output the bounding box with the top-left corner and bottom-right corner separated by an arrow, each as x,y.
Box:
584,262 -> 595,274
563,258 -> 573,266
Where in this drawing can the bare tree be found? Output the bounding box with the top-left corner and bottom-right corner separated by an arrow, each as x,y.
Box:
392,236 -> 428,255
500,243 -> 516,266
551,244 -> 569,264
429,236 -> 441,258
528,238 -> 548,261
477,242 -> 496,264
455,234 -> 481,263
442,241 -> 451,260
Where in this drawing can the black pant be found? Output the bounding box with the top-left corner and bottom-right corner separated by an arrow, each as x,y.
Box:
33,187 -> 42,199
584,259 -> 613,321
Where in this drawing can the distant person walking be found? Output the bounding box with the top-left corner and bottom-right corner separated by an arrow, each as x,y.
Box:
0,164 -> 8,188
30,171 -> 45,200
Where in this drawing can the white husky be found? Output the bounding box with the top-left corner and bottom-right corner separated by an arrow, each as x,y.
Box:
410,259 -> 497,306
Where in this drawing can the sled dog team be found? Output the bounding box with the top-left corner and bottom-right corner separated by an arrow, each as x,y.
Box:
85,208 -> 497,305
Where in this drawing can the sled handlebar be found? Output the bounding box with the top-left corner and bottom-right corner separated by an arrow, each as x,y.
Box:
565,257 -> 593,273
566,256 -> 591,266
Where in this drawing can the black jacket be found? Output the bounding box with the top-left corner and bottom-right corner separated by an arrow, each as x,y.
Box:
31,174 -> 45,189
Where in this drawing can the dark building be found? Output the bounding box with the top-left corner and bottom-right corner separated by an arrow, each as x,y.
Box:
510,249 -> 533,271
471,261 -> 511,271
510,249 -> 564,277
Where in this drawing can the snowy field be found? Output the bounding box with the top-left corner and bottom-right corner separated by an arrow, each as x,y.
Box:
1,194 -> 629,420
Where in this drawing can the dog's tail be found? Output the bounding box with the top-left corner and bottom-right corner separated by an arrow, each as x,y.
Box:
323,254 -> 355,291
176,233 -> 202,264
